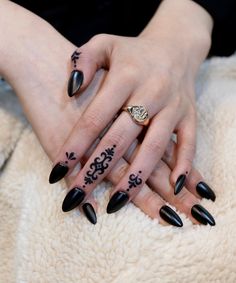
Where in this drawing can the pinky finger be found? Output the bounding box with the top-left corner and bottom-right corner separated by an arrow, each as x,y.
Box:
171,114 -> 197,195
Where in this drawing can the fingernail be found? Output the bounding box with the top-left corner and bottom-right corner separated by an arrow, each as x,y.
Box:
62,187 -> 85,212
49,163 -> 69,184
159,205 -> 183,227
67,70 -> 84,97
82,203 -> 97,224
196,181 -> 216,202
106,191 -> 129,214
174,174 -> 186,195
191,204 -> 215,226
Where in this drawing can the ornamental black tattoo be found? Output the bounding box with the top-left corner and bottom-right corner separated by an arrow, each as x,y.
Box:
71,50 -> 81,68
64,151 -> 76,164
84,145 -> 116,185
126,171 -> 142,192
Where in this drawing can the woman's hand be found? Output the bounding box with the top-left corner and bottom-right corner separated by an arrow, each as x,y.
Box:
0,0 -> 215,226
50,0 -> 213,208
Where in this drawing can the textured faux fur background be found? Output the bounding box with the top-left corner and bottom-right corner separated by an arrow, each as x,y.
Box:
0,54 -> 236,283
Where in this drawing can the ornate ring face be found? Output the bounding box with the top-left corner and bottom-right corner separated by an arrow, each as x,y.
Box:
124,106 -> 149,126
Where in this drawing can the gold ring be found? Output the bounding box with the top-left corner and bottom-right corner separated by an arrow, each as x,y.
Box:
122,105 -> 150,126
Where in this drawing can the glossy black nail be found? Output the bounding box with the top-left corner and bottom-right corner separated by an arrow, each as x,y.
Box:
49,163 -> 69,184
191,204 -> 215,226
174,174 -> 186,195
67,70 -> 84,97
107,191 -> 129,214
62,187 -> 85,212
196,181 -> 216,201
82,203 -> 97,224
159,205 -> 183,227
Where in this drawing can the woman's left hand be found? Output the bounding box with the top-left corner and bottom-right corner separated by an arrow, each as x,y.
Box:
50,0 -> 213,205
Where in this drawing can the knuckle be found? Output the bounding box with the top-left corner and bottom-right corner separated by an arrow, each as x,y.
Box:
89,33 -> 110,44
82,110 -> 105,135
105,130 -> 126,149
116,163 -> 128,180
120,66 -> 139,85
144,138 -> 164,155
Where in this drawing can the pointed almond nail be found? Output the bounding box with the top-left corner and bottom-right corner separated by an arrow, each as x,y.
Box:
174,174 -> 186,195
159,205 -> 183,227
67,70 -> 83,97
49,163 -> 69,184
106,191 -> 129,214
82,203 -> 97,224
196,181 -> 216,201
62,187 -> 85,212
191,204 -> 215,226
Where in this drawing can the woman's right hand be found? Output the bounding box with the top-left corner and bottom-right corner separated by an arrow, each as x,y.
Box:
0,0 -> 216,226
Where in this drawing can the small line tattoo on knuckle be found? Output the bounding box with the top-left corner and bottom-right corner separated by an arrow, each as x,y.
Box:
71,50 -> 82,69
62,151 -> 77,165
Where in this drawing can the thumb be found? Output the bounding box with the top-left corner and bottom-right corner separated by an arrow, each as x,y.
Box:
67,34 -> 114,97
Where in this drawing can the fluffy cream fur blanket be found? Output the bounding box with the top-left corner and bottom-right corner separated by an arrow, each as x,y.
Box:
0,54 -> 236,283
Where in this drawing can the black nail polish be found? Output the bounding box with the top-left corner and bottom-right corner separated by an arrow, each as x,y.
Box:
49,163 -> 69,184
191,204 -> 215,226
62,187 -> 85,212
159,205 -> 183,227
82,203 -> 97,225
174,174 -> 186,195
196,181 -> 216,201
106,191 -> 129,214
67,70 -> 84,97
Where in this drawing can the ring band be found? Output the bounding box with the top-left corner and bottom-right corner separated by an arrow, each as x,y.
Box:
122,105 -> 150,126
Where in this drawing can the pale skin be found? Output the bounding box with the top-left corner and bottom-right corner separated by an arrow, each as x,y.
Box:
0,0 -> 214,224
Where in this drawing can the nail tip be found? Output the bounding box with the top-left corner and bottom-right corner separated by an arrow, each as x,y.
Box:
67,70 -> 83,98
106,191 -> 129,214
49,163 -> 69,184
196,181 -> 216,202
159,205 -> 183,228
191,204 -> 216,226
62,187 -> 85,213
174,174 -> 186,195
82,203 -> 97,224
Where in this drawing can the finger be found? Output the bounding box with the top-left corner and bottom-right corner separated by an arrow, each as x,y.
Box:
60,112 -> 141,212
67,34 -> 115,97
124,142 -> 216,225
106,159 -> 183,227
162,139 -> 216,201
107,106 -> 181,214
170,113 -> 197,195
147,159 -> 215,226
49,69 -> 136,184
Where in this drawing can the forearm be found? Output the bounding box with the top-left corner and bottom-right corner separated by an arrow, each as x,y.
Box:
140,0 -> 213,73
0,0 -> 75,99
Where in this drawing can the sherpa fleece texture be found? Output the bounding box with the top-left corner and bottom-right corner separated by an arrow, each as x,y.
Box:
0,54 -> 236,283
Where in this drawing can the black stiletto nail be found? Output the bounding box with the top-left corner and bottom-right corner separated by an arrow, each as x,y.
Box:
82,203 -> 97,224
191,204 -> 215,226
62,187 -> 85,212
49,163 -> 69,184
174,174 -> 186,195
196,181 -> 216,201
159,205 -> 183,227
67,70 -> 84,97
107,191 -> 129,214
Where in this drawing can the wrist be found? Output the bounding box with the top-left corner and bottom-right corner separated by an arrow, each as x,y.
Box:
0,1 -> 76,90
140,0 -> 213,71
